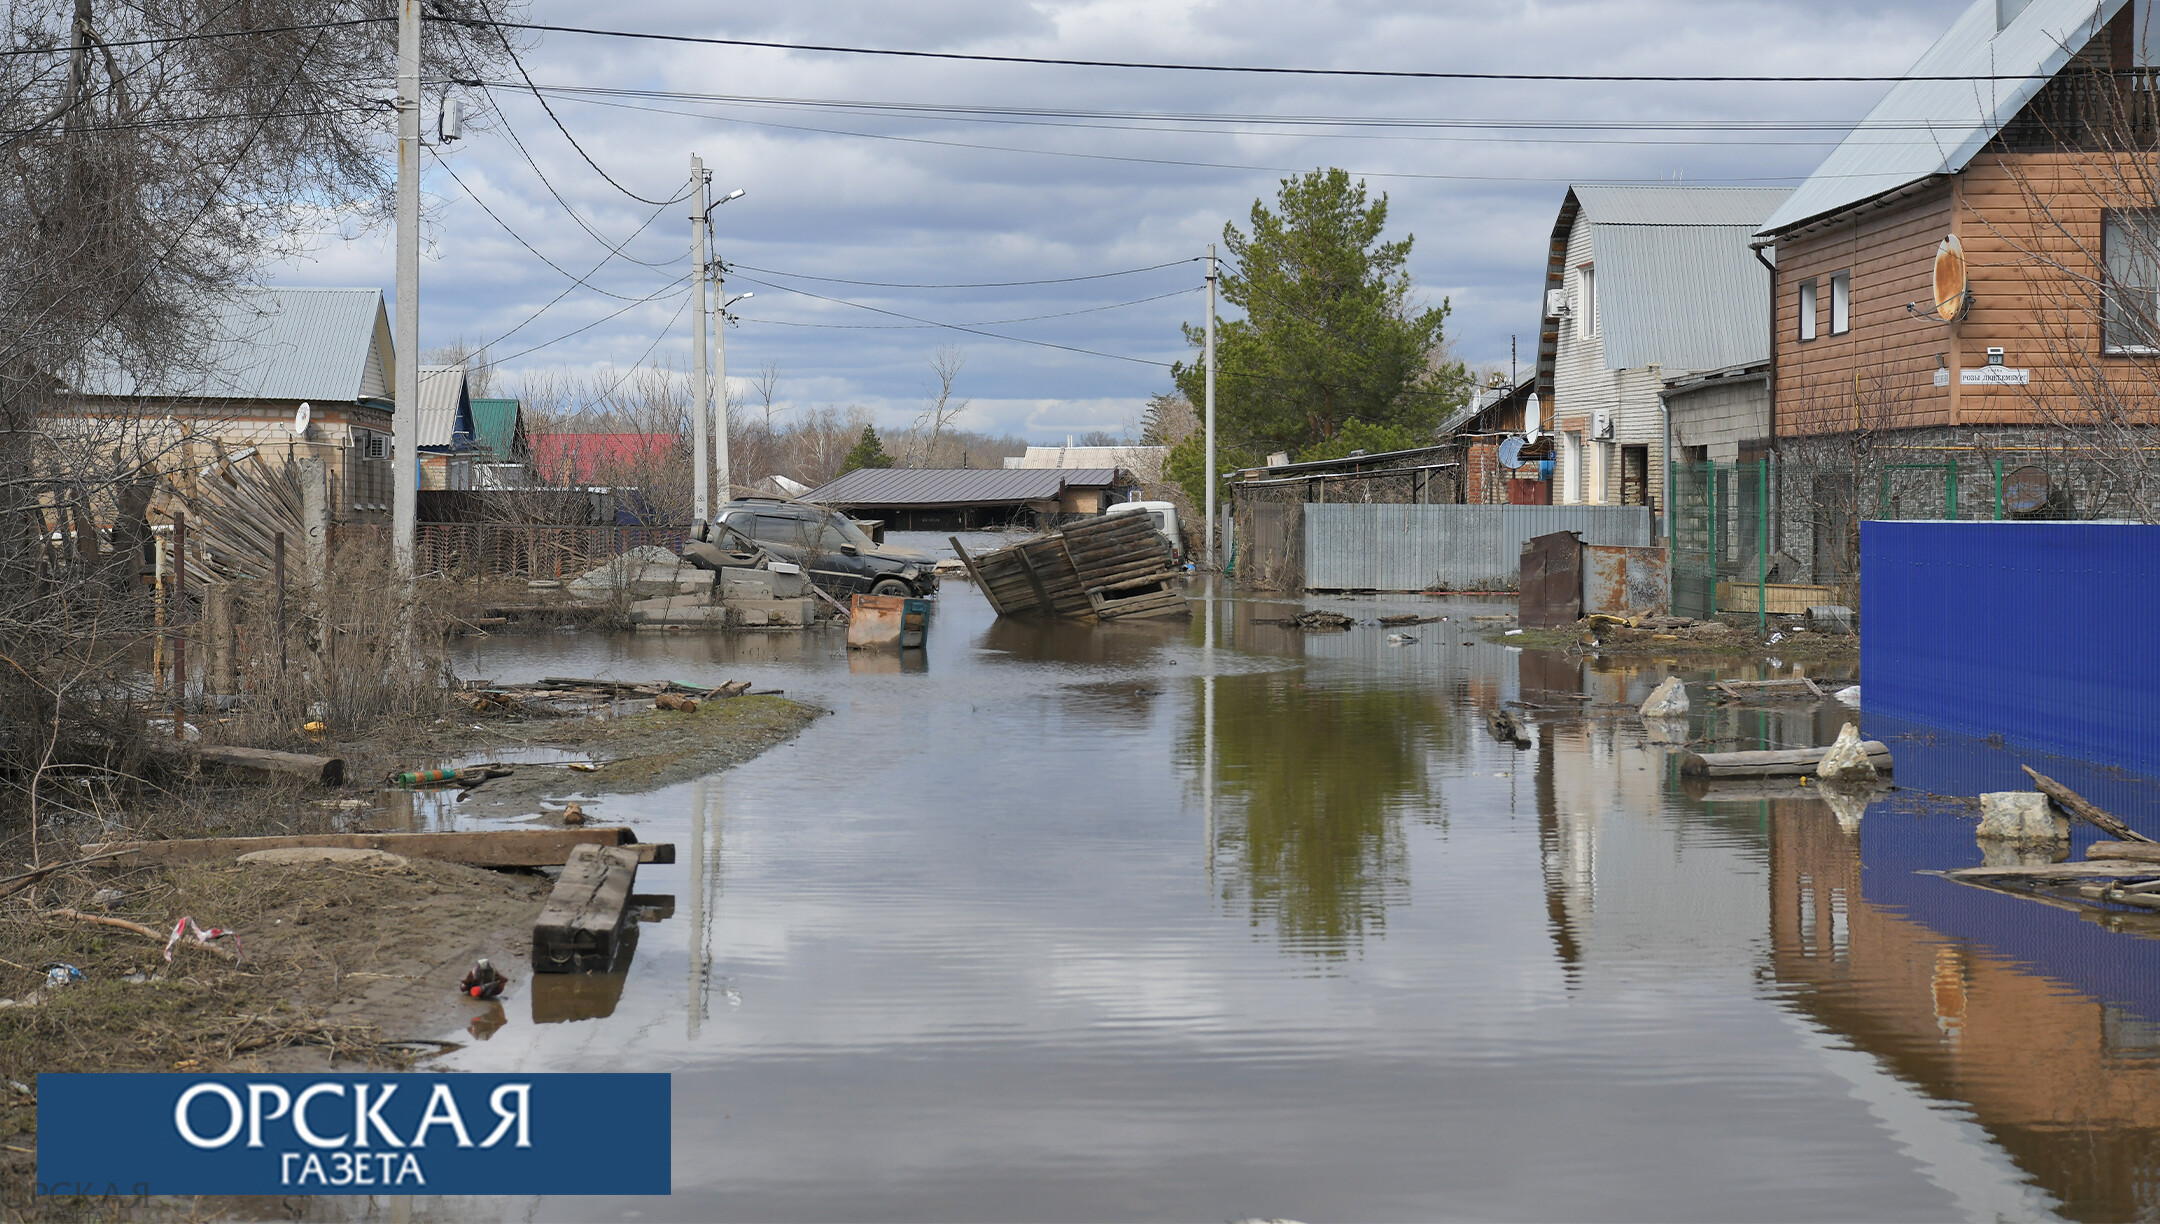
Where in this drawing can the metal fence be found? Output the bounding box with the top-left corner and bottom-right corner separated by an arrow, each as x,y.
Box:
1302,504 -> 1653,592
1862,521 -> 2160,778
1669,460 -> 1770,620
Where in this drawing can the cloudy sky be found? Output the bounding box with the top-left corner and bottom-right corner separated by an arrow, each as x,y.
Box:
267,0 -> 1971,442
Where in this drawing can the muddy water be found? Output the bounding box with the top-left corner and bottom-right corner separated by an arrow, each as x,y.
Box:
412,533 -> 2160,1223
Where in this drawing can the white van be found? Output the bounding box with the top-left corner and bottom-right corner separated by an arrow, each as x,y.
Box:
1105,500 -> 1186,565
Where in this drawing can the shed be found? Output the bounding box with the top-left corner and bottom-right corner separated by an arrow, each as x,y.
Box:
802,466 -> 1127,529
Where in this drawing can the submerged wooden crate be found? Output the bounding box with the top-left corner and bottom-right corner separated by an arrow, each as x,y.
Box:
952,514 -> 1188,621
533,842 -> 640,973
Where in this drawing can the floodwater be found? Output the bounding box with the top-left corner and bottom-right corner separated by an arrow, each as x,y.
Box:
403,532 -> 2160,1223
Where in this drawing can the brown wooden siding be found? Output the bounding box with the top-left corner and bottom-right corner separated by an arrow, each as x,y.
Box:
1773,149 -> 2160,438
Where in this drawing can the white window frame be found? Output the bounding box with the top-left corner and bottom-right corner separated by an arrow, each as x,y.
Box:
1576,264 -> 1597,339
2104,210 -> 2160,354
1830,271 -> 1851,335
1797,279 -> 1818,341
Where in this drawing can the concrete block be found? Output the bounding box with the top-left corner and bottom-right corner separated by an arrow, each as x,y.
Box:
1978,791 -> 2067,842
1639,676 -> 1689,718
673,571 -> 714,595
719,565 -> 809,599
1807,604 -> 1854,635
726,598 -> 815,629
1816,722 -> 1879,784
628,596 -> 724,625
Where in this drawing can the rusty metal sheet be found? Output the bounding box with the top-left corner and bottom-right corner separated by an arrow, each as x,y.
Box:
1583,544 -> 1671,617
1519,531 -> 1581,627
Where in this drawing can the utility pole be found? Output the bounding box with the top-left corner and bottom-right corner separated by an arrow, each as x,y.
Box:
712,234 -> 731,505
1204,244 -> 1218,571
392,0 -> 420,584
690,155 -> 710,529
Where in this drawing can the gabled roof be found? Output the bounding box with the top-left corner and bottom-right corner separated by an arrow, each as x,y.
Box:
72,287 -> 393,404
1758,0 -> 2128,237
530,433 -> 676,484
469,397 -> 524,458
805,466 -> 1122,508
1537,185 -> 1789,388
414,366 -> 472,450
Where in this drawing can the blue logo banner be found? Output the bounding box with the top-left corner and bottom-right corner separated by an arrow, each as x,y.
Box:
38,1073 -> 670,1195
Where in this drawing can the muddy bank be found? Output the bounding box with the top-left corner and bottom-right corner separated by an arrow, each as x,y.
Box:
1488,618 -> 1860,665
0,694 -> 822,1216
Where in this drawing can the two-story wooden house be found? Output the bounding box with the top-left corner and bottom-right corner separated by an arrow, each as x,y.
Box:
1757,0 -> 2160,579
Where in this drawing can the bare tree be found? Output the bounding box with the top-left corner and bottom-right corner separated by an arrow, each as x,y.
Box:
900,346 -> 970,467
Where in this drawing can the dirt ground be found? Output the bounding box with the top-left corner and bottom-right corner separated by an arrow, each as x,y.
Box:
0,693 -> 820,1219
1483,616 -> 1861,665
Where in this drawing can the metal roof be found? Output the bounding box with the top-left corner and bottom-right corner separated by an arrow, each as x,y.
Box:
469,397 -> 522,457
1009,444 -> 1168,477
1592,218 -> 1781,372
805,466 -> 1122,507
1758,0 -> 2126,237
72,287 -> 392,404
1570,185 -> 1794,227
415,365 -> 470,449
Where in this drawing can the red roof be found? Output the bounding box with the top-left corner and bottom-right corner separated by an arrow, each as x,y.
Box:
529,433 -> 677,484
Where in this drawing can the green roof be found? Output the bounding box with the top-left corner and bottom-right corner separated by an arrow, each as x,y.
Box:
469,397 -> 524,459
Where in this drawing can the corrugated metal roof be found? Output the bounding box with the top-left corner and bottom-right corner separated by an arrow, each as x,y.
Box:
1571,185 -> 1794,227
469,397 -> 522,457
1759,0 -> 2126,237
805,467 -> 1121,507
72,287 -> 391,403
1011,444 -> 1168,477
1593,221 -> 1778,371
415,365 -> 469,449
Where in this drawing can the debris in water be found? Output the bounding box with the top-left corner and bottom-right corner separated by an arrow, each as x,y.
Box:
43,963 -> 83,988
461,958 -> 509,1000
1386,633 -> 1419,645
561,802 -> 588,827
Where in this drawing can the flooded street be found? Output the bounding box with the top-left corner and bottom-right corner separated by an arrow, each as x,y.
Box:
423,534 -> 2158,1222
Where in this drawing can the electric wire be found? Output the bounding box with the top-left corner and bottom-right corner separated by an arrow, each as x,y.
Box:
473,11 -> 691,206
430,150 -> 676,305
727,273 -> 1176,367
443,17 -> 2085,84
743,283 -> 1200,329
726,257 -> 1199,289
484,272 -> 693,366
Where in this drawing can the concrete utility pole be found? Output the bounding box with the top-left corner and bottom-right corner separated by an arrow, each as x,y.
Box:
1204,244 -> 1218,571
712,229 -> 731,505
690,155 -> 710,529
392,0 -> 420,584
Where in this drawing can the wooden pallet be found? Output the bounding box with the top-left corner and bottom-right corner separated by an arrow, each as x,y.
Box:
954,515 -> 1188,621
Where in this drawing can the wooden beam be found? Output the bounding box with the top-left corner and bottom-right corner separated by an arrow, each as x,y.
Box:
532,843 -> 640,973
81,827 -> 675,868
2025,765 -> 2154,843
1679,743 -> 1892,778
195,746 -> 346,787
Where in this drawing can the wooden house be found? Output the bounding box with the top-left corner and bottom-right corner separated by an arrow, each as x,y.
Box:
1756,0 -> 2160,575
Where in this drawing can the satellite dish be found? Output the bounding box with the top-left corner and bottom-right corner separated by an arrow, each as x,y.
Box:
1933,234 -> 1969,321
291,402 -> 312,437
1524,391 -> 1541,443
1498,435 -> 1527,470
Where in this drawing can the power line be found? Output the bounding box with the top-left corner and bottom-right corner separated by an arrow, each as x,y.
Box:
474,16 -> 691,207
727,273 -> 1175,367
486,274 -> 693,366
473,81 -> 683,268
727,257 -> 1199,289
743,283 -> 1201,328
431,151 -> 676,305
442,17 -> 2071,84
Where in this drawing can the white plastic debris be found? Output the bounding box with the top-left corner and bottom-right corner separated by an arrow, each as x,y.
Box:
1833,685 -> 1862,706
1639,676 -> 1690,719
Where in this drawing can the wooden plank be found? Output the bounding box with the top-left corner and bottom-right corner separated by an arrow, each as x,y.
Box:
2088,841 -> 2160,863
195,746 -> 346,786
1946,861 -> 2160,881
948,536 -> 1007,615
2025,765 -> 2155,842
532,843 -> 640,973
81,827 -> 675,868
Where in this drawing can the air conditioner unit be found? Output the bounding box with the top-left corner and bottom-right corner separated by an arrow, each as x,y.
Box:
1589,409 -> 1616,441
1544,289 -> 1568,319
363,432 -> 389,460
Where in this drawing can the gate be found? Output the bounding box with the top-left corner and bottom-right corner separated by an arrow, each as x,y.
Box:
1668,459 -> 1770,621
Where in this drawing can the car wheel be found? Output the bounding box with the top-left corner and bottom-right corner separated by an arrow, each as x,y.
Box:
869,577 -> 911,598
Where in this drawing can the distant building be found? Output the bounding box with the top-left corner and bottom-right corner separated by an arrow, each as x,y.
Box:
1004,441 -> 1167,483
415,365 -> 476,491
529,433 -> 677,486
61,286 -> 397,522
804,466 -> 1128,530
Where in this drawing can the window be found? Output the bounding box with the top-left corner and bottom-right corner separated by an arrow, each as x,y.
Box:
1576,264 -> 1597,339
1798,279 -> 1818,341
1830,271 -> 1851,334
752,513 -> 809,545
2105,211 -> 2160,352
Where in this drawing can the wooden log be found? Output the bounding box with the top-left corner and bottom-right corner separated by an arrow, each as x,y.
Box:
1679,742 -> 1892,777
195,746 -> 345,787
2024,765 -> 2154,843
80,827 -> 675,868
1946,861 -> 2160,881
2087,841 -> 2160,863
44,909 -> 238,960
532,843 -> 640,973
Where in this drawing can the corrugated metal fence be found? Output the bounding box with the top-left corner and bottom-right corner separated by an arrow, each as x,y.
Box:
1303,504 -> 1653,591
1862,521 -> 2160,778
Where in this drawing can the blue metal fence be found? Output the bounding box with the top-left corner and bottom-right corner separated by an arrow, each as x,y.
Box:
1861,521 -> 2160,778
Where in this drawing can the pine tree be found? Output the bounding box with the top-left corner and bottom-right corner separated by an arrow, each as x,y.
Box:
838,425 -> 895,475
